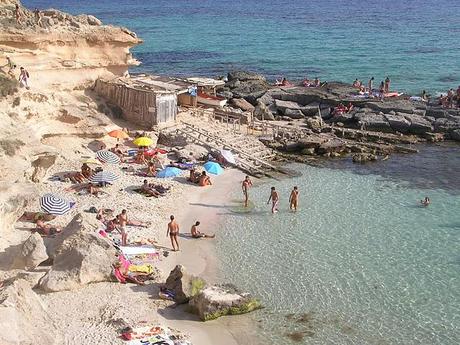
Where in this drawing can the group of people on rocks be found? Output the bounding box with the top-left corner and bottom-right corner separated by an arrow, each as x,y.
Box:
353,76 -> 391,97
438,86 -> 460,108
14,4 -> 45,27
2,56 -> 30,89
274,76 -> 321,87
332,102 -> 354,116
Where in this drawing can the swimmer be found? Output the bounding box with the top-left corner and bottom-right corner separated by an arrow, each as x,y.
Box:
420,197 -> 430,207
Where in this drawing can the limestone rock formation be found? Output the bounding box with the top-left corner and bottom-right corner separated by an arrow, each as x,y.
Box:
253,101 -> 275,121
0,279 -> 62,345
39,213 -> 117,292
164,265 -> 206,304
13,232 -> 48,270
189,284 -> 262,321
230,98 -> 255,112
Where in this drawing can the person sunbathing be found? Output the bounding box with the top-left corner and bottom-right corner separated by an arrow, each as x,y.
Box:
302,78 -> 311,87
314,77 -> 320,87
81,163 -> 93,179
19,212 -> 55,223
199,171 -> 212,186
35,217 -> 62,236
188,168 -> 200,184
191,221 -> 215,238
346,102 -> 354,113
64,171 -> 85,183
113,261 -> 149,285
87,183 -> 101,196
146,162 -> 156,176
134,150 -> 148,165
141,180 -> 163,197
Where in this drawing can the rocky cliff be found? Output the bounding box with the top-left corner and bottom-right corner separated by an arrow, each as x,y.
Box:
0,0 -> 142,87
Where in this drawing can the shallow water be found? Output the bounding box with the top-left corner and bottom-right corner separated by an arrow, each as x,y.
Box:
24,0 -> 460,94
216,145 -> 460,344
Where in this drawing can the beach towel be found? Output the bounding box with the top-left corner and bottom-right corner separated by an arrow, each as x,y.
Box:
128,264 -> 154,275
120,246 -> 158,256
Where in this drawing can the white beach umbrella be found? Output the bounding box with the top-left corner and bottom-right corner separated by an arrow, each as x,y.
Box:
96,150 -> 120,164
220,149 -> 236,164
40,193 -> 73,215
88,171 -> 119,184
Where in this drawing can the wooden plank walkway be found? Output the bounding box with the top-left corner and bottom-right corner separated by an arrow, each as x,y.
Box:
176,122 -> 291,178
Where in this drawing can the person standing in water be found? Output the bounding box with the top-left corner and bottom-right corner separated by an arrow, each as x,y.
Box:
242,175 -> 253,207
267,186 -> 279,213
167,215 -> 180,251
368,77 -> 374,94
289,186 -> 299,212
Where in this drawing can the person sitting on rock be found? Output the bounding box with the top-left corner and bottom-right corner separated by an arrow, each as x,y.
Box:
314,77 -> 321,87
352,78 -> 360,88
302,77 -> 311,87
199,171 -> 212,187
346,102 -> 354,113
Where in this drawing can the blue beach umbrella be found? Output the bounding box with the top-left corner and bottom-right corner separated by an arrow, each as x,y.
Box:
157,167 -> 182,178
203,161 -> 224,175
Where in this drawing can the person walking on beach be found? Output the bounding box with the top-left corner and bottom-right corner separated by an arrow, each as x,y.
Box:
368,77 -> 374,94
289,186 -> 299,212
18,67 -> 30,89
384,76 -> 391,93
167,215 -> 180,251
242,175 -> 253,207
267,186 -> 279,213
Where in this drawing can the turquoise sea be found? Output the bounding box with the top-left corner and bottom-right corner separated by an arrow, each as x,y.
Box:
23,1 -> 460,343
218,144 -> 460,344
24,0 -> 460,94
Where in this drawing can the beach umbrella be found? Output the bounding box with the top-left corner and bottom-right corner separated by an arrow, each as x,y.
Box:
82,158 -> 102,165
89,171 -> 119,184
220,149 -> 236,164
40,193 -> 73,216
108,129 -> 129,141
156,167 -> 182,178
96,150 -> 121,164
203,161 -> 224,175
133,137 -> 153,147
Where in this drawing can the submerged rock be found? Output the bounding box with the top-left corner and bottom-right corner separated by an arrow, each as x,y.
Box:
189,284 -> 262,321
164,265 -> 206,304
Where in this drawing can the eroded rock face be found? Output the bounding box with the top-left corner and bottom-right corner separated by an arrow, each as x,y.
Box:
230,98 -> 255,112
189,284 -> 262,321
254,101 -> 275,121
164,265 -> 206,304
0,279 -> 62,345
39,213 -> 116,292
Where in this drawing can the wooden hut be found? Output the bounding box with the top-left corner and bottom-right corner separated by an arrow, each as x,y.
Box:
94,75 -> 192,127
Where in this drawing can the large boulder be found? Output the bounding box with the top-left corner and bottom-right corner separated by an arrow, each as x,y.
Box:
426,108 -> 447,119
189,284 -> 262,321
253,101 -> 275,121
13,233 -> 48,270
227,71 -> 266,82
0,280 -> 62,345
164,265 -> 206,304
230,98 -> 255,112
39,213 -> 117,292
363,100 -> 417,114
275,99 -> 302,113
385,114 -> 411,133
177,143 -> 209,161
284,109 -> 305,119
355,113 -> 392,132
450,129 -> 460,141
231,81 -> 270,102
403,114 -> 433,134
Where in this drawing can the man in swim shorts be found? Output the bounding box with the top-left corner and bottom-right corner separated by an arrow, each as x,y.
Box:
167,215 -> 180,251
267,186 -> 279,213
289,186 -> 299,212
242,175 -> 253,207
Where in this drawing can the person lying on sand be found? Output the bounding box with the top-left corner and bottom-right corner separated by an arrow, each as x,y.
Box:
191,221 -> 215,239
420,196 -> 430,207
199,171 -> 212,186
64,171 -> 85,183
113,261 -> 149,285
35,216 -> 62,236
87,183 -> 101,196
141,180 -> 164,197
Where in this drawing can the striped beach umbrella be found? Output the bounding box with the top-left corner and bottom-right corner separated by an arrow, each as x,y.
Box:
88,171 -> 119,184
40,193 -> 73,216
96,150 -> 121,164
156,167 -> 181,178
203,161 -> 224,175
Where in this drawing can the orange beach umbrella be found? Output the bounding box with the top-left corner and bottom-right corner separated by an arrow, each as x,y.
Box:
108,129 -> 129,140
